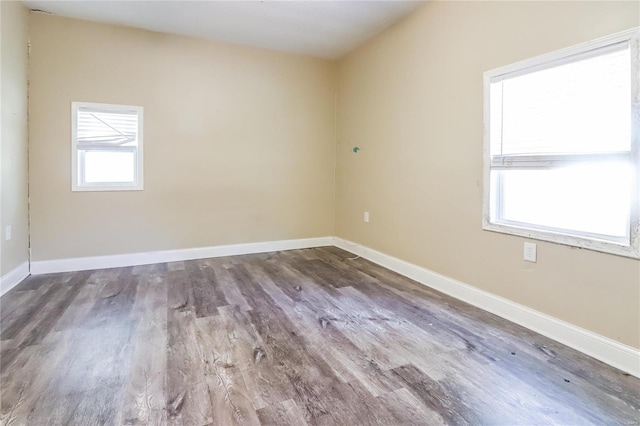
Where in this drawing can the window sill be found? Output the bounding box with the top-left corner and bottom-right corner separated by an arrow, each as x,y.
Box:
482,220 -> 640,259
72,185 -> 144,192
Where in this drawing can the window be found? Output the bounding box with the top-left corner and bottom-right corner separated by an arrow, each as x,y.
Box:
483,28 -> 639,258
72,102 -> 143,191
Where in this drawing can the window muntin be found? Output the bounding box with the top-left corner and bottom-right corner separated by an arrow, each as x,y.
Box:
483,28 -> 639,258
72,102 -> 143,191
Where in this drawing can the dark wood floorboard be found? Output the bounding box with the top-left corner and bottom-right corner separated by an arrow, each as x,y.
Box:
1,247 -> 638,425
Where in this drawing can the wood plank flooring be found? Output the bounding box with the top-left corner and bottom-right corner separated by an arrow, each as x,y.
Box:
1,247 -> 638,425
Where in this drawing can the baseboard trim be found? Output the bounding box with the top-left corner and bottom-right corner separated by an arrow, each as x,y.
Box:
1,262 -> 30,296
30,237 -> 334,275
334,237 -> 640,378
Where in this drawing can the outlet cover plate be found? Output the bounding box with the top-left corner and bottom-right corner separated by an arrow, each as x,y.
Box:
524,242 -> 537,262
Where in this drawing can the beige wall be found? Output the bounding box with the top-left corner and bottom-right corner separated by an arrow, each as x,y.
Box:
29,14 -> 336,261
336,1 -> 640,348
1,1 -> 30,276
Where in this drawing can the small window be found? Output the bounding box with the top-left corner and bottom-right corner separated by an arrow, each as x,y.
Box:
483,28 -> 639,258
72,102 -> 143,191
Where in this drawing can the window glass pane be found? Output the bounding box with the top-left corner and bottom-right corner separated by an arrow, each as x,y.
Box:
83,151 -> 135,183
496,45 -> 630,156
489,81 -> 503,156
77,108 -> 138,147
496,161 -> 631,239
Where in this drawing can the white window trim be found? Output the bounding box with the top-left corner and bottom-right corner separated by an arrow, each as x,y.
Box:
482,27 -> 640,259
71,102 -> 144,192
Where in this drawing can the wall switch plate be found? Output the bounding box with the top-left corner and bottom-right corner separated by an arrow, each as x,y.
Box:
5,225 -> 11,241
364,211 -> 370,223
524,242 -> 537,262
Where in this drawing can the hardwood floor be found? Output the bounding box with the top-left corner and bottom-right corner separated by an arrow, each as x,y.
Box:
1,247 -> 638,425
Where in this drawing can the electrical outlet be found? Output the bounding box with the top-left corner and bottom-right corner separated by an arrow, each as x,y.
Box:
5,225 -> 11,241
364,211 -> 370,223
524,242 -> 537,262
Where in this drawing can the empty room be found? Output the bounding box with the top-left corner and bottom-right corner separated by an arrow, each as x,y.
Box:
1,0 -> 639,424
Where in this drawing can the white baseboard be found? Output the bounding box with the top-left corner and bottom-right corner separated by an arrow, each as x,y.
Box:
1,262 -> 30,296
30,237 -> 334,275
334,237 -> 640,378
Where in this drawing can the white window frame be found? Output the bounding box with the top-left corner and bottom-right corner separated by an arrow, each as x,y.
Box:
482,28 -> 640,259
71,102 -> 144,192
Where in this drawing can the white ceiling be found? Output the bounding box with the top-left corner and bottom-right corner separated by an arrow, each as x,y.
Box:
22,1 -> 424,59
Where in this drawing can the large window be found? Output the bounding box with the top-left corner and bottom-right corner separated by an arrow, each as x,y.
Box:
483,28 -> 639,258
72,102 -> 143,191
